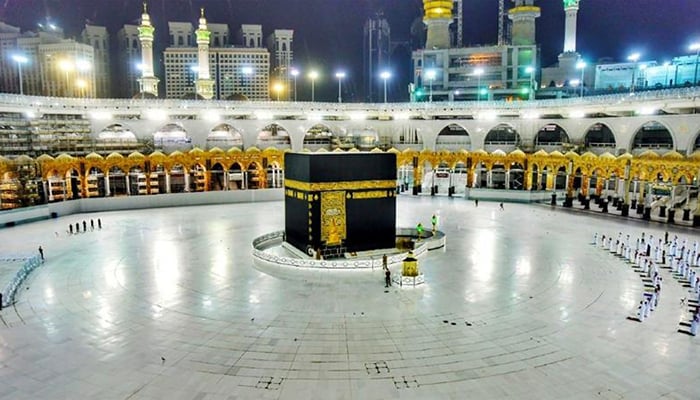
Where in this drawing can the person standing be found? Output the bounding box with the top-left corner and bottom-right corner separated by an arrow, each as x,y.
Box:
499,202 -> 504,210
38,246 -> 44,262
69,224 -> 73,235
385,267 -> 391,288
82,220 -> 87,232
98,218 -> 102,229
382,254 -> 387,270
475,199 -> 479,207
90,219 -> 95,230
431,214 -> 437,233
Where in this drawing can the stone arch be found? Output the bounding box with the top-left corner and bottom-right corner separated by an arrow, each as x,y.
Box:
349,127 -> 379,151
257,123 -> 291,150
228,162 -> 244,190
303,123 -> 334,151
207,123 -> 244,150
631,120 -> 674,153
484,123 -> 520,150
584,122 -> 616,149
210,162 -> 226,191
435,123 -> 471,151
535,123 -> 569,148
153,123 -> 192,152
98,124 -> 137,142
247,162 -> 264,189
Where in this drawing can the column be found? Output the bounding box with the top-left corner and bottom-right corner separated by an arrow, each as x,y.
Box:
184,172 -> 190,192
622,162 -> 631,216
48,179 -> 54,202
505,170 -> 510,190
165,172 -> 171,193
104,173 -> 111,197
125,175 -> 131,195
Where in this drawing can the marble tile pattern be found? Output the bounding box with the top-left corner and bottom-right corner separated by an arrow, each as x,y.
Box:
0,197 -> 698,400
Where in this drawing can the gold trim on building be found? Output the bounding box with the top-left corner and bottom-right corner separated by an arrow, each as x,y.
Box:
285,179 -> 396,192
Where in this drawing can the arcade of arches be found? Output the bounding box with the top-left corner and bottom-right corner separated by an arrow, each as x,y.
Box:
3,147 -> 700,216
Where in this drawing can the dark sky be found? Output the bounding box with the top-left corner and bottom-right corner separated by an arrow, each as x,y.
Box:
1,0 -> 699,101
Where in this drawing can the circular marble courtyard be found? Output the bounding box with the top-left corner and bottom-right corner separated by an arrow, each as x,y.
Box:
0,197 -> 698,400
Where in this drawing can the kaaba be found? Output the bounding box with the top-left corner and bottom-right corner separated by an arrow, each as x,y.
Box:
284,152 -> 397,258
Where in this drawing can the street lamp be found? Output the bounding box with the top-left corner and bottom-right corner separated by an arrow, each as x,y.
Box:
425,69 -> 436,103
627,52 -> 641,93
525,66 -> 535,100
690,43 -> 700,86
11,55 -> 28,95
290,68 -> 299,102
308,70 -> 319,102
576,61 -> 586,97
474,67 -> 484,104
272,82 -> 284,101
380,71 -> 391,103
335,71 -> 346,103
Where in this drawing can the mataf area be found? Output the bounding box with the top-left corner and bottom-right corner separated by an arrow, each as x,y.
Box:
0,197 -> 697,399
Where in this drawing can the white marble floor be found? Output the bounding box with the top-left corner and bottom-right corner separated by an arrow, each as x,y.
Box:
0,197 -> 698,400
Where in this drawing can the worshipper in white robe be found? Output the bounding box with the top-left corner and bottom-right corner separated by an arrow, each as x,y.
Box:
638,300 -> 646,322
593,232 -> 598,246
610,237 -> 616,252
644,299 -> 651,318
690,311 -> 699,336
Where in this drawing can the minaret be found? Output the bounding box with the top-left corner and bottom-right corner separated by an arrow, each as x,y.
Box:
195,8 -> 214,99
137,2 -> 159,97
563,0 -> 580,53
508,0 -> 540,46
423,0 -> 452,49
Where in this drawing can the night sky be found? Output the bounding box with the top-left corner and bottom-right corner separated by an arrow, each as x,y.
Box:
1,0 -> 699,101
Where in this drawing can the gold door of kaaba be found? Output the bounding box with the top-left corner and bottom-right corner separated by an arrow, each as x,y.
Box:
320,191 -> 346,246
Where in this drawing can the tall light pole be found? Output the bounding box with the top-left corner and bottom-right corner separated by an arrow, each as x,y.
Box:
474,67 -> 484,104
627,52 -> 640,94
380,71 -> 391,103
525,66 -> 535,100
425,69 -> 436,103
12,55 -> 28,95
290,68 -> 299,102
576,61 -> 586,97
308,70 -> 318,102
690,43 -> 700,86
663,61 -> 671,87
335,71 -> 346,103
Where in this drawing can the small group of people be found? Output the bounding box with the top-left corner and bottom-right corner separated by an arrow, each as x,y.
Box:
67,218 -> 101,235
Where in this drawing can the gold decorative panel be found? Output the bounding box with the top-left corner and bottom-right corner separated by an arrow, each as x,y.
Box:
321,191 -> 346,246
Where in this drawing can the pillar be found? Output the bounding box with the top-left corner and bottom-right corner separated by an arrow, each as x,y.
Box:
125,175 -> 131,195
184,171 -> 190,192
165,172 -> 171,193
104,173 -> 111,197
